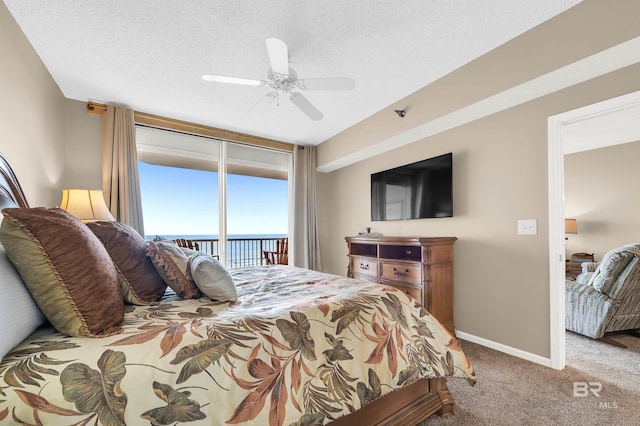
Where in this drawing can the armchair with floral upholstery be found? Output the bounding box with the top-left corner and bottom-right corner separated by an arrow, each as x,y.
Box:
565,243 -> 640,346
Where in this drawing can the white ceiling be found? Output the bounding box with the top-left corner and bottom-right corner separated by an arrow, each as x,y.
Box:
5,0 -> 582,146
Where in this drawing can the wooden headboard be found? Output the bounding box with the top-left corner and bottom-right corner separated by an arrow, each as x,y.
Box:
0,153 -> 29,210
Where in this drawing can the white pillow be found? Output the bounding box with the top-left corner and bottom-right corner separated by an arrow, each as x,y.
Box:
0,244 -> 46,360
189,253 -> 237,302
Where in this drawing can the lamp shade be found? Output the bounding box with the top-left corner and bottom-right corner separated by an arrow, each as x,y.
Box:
60,189 -> 115,222
565,218 -> 578,234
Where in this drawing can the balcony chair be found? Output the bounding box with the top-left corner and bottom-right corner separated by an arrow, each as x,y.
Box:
565,243 -> 640,347
174,238 -> 200,251
263,238 -> 288,265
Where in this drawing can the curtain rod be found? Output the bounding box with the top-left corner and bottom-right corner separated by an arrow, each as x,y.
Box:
87,101 -> 294,152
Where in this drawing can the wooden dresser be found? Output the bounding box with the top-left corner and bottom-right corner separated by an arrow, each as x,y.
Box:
345,236 -> 457,335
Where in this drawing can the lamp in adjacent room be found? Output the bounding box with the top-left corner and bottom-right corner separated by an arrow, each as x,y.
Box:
564,218 -> 578,240
60,189 -> 115,222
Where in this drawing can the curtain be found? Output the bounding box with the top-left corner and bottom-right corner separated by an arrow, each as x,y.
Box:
293,145 -> 322,271
101,105 -> 145,235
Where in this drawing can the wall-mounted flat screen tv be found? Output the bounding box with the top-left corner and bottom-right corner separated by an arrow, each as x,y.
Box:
371,152 -> 453,221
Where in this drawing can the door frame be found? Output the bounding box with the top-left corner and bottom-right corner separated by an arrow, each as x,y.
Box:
547,90 -> 640,370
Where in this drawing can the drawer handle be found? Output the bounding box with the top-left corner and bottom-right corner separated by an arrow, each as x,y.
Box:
360,263 -> 369,270
393,267 -> 409,277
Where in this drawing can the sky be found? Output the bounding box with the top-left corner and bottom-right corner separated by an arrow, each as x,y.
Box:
138,162 -> 288,237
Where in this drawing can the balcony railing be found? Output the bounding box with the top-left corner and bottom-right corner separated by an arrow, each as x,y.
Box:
164,237 -> 286,269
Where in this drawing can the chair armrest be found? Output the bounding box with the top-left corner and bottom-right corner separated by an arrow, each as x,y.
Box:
565,279 -> 614,339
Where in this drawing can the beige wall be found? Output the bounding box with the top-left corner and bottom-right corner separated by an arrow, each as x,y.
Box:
1,3 -> 103,207
0,1 -> 66,207
317,1 -> 640,358
63,99 -> 103,190
565,141 -> 640,260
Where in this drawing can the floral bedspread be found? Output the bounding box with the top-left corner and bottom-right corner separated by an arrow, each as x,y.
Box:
0,266 -> 475,425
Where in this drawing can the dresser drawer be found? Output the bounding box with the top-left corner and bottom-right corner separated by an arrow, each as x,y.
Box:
379,261 -> 421,285
350,256 -> 378,278
382,282 -> 422,303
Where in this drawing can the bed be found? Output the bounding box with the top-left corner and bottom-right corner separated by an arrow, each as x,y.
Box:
0,153 -> 475,425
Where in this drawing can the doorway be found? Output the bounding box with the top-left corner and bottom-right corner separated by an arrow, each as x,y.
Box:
547,90 -> 640,369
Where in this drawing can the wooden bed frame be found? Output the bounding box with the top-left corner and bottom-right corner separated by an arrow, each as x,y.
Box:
0,153 -> 29,210
0,152 -> 454,425
332,378 -> 453,425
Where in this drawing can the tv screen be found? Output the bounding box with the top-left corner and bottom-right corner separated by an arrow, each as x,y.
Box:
371,152 -> 453,221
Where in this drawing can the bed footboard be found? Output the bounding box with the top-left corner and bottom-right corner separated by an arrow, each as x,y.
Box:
329,378 -> 453,425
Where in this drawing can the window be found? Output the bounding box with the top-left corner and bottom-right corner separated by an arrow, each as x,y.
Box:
136,126 -> 291,267
138,162 -> 219,237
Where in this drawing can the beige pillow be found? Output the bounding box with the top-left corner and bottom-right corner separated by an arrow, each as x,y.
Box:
87,221 -> 167,304
189,253 -> 237,302
146,240 -> 201,299
0,208 -> 124,337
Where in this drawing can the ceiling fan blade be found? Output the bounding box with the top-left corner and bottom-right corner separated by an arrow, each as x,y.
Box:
298,77 -> 356,91
201,74 -> 263,86
290,92 -> 323,121
265,38 -> 289,77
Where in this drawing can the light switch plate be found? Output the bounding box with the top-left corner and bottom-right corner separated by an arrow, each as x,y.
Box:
518,219 -> 537,235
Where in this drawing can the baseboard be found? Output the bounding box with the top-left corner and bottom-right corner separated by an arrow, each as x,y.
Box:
455,330 -> 552,368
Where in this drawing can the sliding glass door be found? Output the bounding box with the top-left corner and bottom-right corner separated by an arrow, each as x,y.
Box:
135,125 -> 291,268
225,143 -> 289,267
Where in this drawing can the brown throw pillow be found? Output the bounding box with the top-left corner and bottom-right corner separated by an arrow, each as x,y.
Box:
0,207 -> 124,337
146,240 -> 201,299
87,221 -> 167,305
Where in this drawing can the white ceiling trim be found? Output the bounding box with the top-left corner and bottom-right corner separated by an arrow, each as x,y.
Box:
317,36 -> 640,173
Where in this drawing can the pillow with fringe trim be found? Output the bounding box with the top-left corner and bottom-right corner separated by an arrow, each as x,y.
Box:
0,208 -> 123,338
147,240 -> 200,299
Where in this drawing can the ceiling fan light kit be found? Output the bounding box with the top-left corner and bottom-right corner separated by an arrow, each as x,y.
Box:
266,68 -> 298,90
201,38 -> 355,121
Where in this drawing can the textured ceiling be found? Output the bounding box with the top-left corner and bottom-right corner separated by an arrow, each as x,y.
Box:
4,0 -> 581,145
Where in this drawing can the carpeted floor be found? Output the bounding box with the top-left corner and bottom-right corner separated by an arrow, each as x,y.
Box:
421,332 -> 640,426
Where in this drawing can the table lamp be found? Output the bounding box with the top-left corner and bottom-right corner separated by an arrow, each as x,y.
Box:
564,218 -> 577,240
60,189 -> 115,222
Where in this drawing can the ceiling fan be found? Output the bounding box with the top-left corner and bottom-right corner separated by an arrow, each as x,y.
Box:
201,38 -> 355,121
